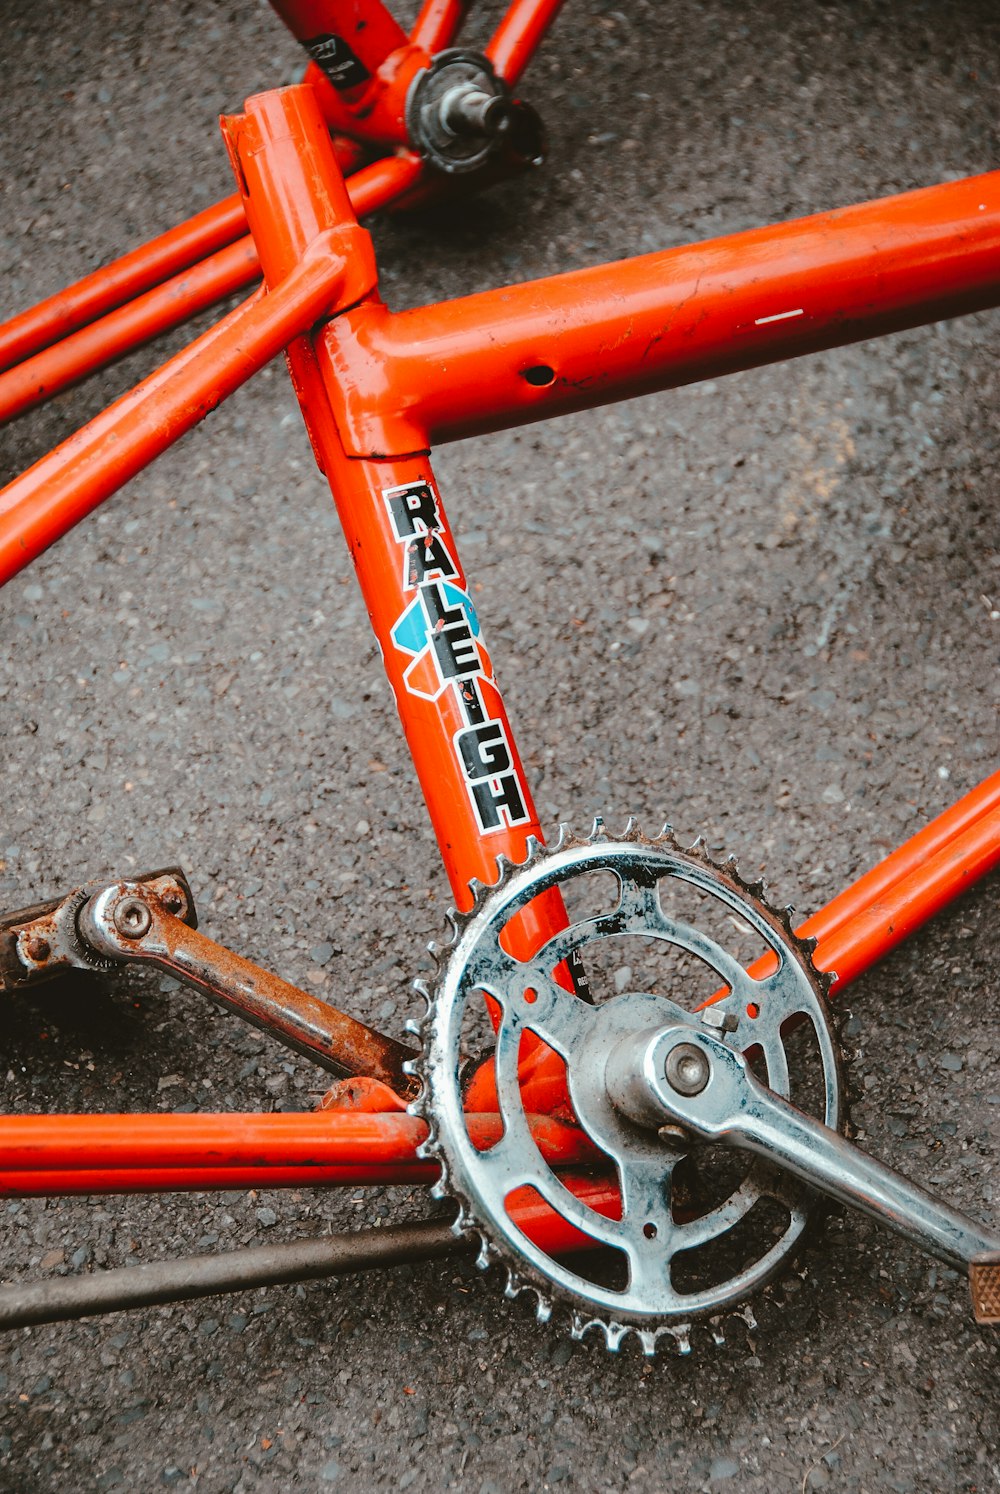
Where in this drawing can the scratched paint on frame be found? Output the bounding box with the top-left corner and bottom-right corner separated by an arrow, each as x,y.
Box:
383,480 -> 531,835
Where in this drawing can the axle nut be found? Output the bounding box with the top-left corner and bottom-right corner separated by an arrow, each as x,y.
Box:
664,1042 -> 710,1097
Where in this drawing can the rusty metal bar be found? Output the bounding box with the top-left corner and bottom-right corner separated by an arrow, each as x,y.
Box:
0,1219 -> 464,1331
75,881 -> 417,1095
0,1173 -> 624,1329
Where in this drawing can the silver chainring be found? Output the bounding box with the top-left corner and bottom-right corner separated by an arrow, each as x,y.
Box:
411,820 -> 844,1355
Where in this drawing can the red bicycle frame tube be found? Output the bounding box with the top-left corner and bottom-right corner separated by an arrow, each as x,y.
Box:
409,0 -> 471,54
0,1157 -> 622,1259
0,238 -> 261,426
270,0 -> 410,94
318,170 -> 1000,454
0,141 -> 373,387
486,0 -> 567,86
285,0 -> 566,144
0,197 -> 248,378
685,767 -> 1000,1008
0,153 -> 422,429
472,787 -> 1000,1113
221,87 -> 570,971
0,1111 -> 594,1182
0,232 -> 364,584
5,168 -> 999,580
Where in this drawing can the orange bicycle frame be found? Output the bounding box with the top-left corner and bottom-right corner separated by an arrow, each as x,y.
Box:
1,0 -> 999,1217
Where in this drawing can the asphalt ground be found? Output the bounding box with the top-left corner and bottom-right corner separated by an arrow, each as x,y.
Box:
1,1 -> 999,1489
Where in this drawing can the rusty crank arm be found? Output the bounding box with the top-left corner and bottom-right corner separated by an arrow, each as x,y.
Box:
7,874 -> 416,1098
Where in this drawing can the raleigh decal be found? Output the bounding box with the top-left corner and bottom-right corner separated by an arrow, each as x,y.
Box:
383,480 -> 531,835
301,33 -> 370,91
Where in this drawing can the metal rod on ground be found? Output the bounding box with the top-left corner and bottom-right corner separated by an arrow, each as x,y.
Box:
0,1219 -> 465,1331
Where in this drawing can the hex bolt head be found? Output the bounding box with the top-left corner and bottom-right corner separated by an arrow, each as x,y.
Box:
701,1007 -> 739,1035
664,1042 -> 711,1097
113,897 -> 152,940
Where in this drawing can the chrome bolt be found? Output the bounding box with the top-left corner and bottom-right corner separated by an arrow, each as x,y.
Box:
113,897 -> 152,940
664,1042 -> 710,1097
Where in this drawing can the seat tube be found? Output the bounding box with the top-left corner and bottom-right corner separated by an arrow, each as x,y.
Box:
309,442 -> 557,924
222,84 -> 568,958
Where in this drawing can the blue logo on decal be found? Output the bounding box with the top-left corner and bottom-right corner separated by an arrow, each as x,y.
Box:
391,582 -> 481,655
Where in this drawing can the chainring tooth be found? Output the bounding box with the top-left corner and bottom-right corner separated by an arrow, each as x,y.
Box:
412,821 -> 848,1356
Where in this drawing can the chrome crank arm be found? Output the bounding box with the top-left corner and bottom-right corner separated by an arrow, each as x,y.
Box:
609,1024 -> 1000,1275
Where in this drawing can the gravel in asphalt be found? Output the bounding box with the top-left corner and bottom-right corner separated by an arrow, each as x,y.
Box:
1,1 -> 998,1490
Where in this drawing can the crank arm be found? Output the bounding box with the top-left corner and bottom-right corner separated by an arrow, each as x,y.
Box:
609,1024 -> 1000,1315
9,877 -> 416,1097
0,867 -> 196,990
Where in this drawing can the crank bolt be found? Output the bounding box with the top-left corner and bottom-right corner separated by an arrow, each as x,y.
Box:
664,1042 -> 711,1097
112,897 -> 152,940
